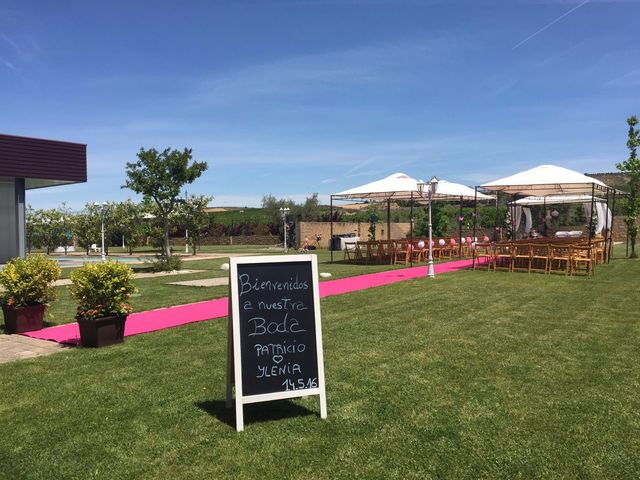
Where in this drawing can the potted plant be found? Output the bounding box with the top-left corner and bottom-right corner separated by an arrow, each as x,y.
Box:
69,260 -> 137,347
0,256 -> 62,334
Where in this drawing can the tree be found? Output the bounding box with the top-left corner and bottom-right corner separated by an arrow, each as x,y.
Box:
175,195 -> 213,255
71,203 -> 121,255
366,203 -> 379,241
25,206 -> 42,254
617,116 -> 640,258
36,208 -> 68,254
71,208 -> 101,255
123,147 -> 208,257
299,193 -> 321,221
58,204 -> 74,255
261,194 -> 296,224
106,200 -> 149,255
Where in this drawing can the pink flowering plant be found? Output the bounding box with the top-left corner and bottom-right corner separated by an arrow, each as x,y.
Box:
69,261 -> 137,320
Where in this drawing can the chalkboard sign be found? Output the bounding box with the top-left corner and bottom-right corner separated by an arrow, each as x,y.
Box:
226,255 -> 327,431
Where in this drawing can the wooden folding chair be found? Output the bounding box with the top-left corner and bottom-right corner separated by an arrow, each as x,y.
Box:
592,239 -> 605,264
394,240 -> 410,265
549,244 -> 571,275
378,240 -> 394,264
365,241 -> 380,264
493,243 -> 513,272
409,241 -> 424,263
437,239 -> 452,260
461,239 -> 471,257
571,245 -> 594,276
529,243 -> 550,274
350,242 -> 364,263
474,242 -> 494,270
512,243 -> 531,272
343,246 -> 352,262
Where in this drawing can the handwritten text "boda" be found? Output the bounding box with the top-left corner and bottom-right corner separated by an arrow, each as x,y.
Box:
247,313 -> 306,337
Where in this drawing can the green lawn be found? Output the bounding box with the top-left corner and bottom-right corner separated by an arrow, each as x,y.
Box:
106,244 -> 279,254
44,250 -> 415,326
1,251 -> 639,479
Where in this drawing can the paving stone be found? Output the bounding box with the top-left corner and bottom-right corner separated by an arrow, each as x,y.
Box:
167,277 -> 230,287
0,335 -> 69,364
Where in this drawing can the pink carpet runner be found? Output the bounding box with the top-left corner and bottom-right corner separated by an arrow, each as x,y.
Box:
23,259 -> 474,345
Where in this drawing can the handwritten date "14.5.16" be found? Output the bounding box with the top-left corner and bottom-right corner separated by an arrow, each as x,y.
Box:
282,377 -> 318,391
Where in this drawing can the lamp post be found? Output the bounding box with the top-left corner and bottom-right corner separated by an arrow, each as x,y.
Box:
280,207 -> 290,253
94,202 -> 108,261
419,176 -> 439,278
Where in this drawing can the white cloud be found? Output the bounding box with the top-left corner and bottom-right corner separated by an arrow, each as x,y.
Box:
604,68 -> 640,88
513,0 -> 590,50
0,57 -> 16,71
191,33 -> 467,105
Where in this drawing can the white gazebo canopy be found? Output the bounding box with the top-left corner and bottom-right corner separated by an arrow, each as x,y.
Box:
481,164 -> 610,196
510,194 -> 605,206
433,179 -> 494,201
333,172 -> 422,201
333,172 -> 493,202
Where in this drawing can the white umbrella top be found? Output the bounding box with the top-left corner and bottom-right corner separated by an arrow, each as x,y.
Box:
432,179 -> 494,201
333,172 -> 422,201
333,172 -> 493,202
481,164 -> 610,196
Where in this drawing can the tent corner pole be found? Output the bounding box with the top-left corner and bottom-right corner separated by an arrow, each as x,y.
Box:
330,195 -> 334,263
603,187 -> 611,263
473,187 -> 478,268
459,195 -> 463,259
410,192 -> 414,267
387,199 -> 391,244
543,197 -> 546,238
494,191 -> 499,242
609,190 -> 616,263
588,184 -> 595,249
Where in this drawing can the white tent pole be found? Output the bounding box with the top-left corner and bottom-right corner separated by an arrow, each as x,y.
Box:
330,195 -> 334,263
588,183 -> 595,256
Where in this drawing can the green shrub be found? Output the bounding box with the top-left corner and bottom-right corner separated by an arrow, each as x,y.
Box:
69,261 -> 137,319
0,255 -> 61,307
147,255 -> 183,273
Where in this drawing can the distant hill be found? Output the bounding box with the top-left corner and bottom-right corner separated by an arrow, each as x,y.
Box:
587,172 -> 630,192
203,206 -> 245,213
204,207 -> 271,225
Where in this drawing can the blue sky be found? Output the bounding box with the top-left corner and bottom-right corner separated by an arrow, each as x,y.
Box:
1,0 -> 639,210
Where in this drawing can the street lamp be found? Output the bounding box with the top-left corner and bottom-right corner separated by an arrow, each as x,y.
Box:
94,202 -> 108,261
418,176 -> 439,278
279,207 -> 290,253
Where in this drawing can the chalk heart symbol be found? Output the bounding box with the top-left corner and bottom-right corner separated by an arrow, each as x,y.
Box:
272,355 -> 284,364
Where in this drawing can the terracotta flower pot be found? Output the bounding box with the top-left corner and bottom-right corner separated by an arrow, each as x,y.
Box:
2,304 -> 46,334
77,315 -> 127,348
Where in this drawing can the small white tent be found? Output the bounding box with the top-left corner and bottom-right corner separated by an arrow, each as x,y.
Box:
334,172 -> 493,202
475,165 -> 616,268
509,194 -> 612,236
333,172 -> 423,201
481,165 -> 609,196
330,173 -> 493,262
430,179 -> 494,201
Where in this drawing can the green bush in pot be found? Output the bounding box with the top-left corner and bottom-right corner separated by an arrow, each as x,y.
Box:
69,260 -> 137,347
0,255 -> 62,333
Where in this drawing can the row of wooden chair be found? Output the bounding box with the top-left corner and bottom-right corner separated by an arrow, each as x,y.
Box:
474,242 -> 597,276
344,240 -> 394,264
344,238 -> 471,265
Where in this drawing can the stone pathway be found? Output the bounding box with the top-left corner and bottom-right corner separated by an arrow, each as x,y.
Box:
167,277 -> 229,287
0,252 -> 258,364
50,269 -> 206,287
0,334 -> 68,364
